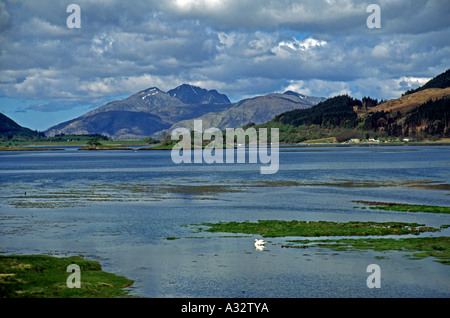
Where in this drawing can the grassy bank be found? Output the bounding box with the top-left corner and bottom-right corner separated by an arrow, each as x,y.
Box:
353,201 -> 450,214
195,220 -> 450,264
0,147 -> 64,151
3,139 -> 450,150
285,236 -> 450,265
0,254 -> 134,298
138,144 -> 174,150
1,139 -> 148,147
196,220 -> 441,237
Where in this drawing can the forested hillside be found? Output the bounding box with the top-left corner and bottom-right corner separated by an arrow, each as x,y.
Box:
273,95 -> 360,128
257,69 -> 450,143
0,113 -> 44,141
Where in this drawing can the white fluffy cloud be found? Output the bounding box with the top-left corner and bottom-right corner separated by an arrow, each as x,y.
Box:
271,37 -> 327,57
0,0 -> 449,130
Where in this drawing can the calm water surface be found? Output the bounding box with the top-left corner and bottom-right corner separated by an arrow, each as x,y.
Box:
1,145 -> 449,297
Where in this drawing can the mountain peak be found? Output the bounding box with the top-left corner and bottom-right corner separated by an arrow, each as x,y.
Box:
282,90 -> 326,106
138,87 -> 164,100
139,87 -> 162,93
167,84 -> 230,104
283,90 -> 307,98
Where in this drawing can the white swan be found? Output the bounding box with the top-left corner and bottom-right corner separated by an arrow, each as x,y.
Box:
254,239 -> 266,246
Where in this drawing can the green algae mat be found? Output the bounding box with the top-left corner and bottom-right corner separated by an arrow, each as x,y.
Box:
0,255 -> 134,298
195,220 -> 450,265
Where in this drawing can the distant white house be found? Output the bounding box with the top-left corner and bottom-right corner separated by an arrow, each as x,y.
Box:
403,138 -> 412,142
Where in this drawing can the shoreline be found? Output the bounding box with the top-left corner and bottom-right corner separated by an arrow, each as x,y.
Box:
1,141 -> 450,151
78,146 -> 133,150
0,147 -> 64,151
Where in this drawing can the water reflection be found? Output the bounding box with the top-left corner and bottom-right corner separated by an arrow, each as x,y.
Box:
255,245 -> 265,251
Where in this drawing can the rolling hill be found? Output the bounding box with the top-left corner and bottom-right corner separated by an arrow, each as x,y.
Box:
0,113 -> 43,139
361,87 -> 450,115
259,69 -> 450,143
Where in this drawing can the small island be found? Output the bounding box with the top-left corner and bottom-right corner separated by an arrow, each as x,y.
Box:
78,146 -> 133,150
78,136 -> 133,150
193,219 -> 450,264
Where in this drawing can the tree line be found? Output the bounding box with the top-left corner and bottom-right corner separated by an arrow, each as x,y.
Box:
263,94 -> 449,142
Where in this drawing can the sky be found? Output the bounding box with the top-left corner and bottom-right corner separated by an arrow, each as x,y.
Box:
0,0 -> 449,131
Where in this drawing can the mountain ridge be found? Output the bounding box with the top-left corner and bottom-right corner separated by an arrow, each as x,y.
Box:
257,69 -> 450,143
403,68 -> 450,96
0,113 -> 43,138
45,84 -> 235,139
44,84 -> 324,139
164,92 -> 325,133
167,84 -> 230,104
4,69 -> 449,143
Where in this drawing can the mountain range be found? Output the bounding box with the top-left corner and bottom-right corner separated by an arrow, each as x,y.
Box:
1,69 -> 449,143
44,84 -> 324,139
44,85 -> 233,139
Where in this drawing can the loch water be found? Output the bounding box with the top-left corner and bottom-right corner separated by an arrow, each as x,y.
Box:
1,145 -> 449,297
